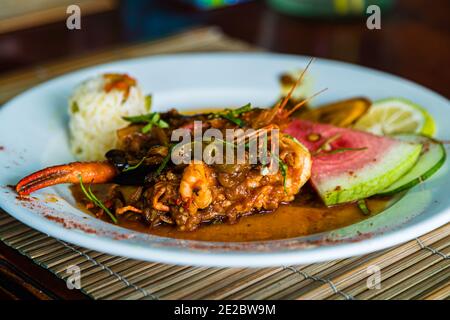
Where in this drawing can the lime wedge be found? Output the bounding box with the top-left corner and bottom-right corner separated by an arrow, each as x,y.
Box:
353,98 -> 435,136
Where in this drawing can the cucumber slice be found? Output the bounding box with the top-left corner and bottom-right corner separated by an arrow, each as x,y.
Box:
377,134 -> 446,196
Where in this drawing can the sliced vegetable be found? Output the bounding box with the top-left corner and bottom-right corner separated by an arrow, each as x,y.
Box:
284,119 -> 423,206
354,98 -> 436,136
377,134 -> 446,196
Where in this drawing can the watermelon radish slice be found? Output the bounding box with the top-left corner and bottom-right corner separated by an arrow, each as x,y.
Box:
377,134 -> 446,196
284,119 -> 422,205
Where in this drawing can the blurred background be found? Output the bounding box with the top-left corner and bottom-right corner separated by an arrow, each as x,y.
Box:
0,0 -> 448,96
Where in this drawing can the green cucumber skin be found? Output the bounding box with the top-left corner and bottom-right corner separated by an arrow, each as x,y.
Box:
377,141 -> 446,196
319,143 -> 422,206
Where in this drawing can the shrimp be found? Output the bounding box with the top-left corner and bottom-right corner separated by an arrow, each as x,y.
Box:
179,161 -> 216,214
279,134 -> 312,197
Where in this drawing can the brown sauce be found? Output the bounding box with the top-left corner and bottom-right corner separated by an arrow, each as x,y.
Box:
71,185 -> 395,242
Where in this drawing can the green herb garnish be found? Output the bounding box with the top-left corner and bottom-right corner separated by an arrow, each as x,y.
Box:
215,103 -> 252,127
313,133 -> 341,156
230,103 -> 252,115
71,102 -> 79,113
123,112 -> 169,133
123,157 -> 146,172
287,133 -> 366,156
357,199 -> 370,215
268,154 -> 288,194
279,157 -> 288,194
325,147 -> 368,155
154,145 -> 174,176
221,113 -> 245,127
145,95 -> 152,111
79,176 -> 118,224
284,134 -> 303,146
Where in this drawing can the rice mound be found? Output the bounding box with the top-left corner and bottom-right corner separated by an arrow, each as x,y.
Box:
68,74 -> 148,161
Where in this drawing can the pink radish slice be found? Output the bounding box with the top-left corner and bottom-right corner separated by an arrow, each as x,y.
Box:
284,119 -> 422,205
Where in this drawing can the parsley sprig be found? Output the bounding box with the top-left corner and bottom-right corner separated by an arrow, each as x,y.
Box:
79,176 -> 118,224
123,112 -> 169,133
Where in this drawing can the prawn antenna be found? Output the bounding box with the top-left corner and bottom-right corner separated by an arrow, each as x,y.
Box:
279,57 -> 315,112
285,87 -> 329,117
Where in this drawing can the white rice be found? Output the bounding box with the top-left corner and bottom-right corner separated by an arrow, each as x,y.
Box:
68,74 -> 148,161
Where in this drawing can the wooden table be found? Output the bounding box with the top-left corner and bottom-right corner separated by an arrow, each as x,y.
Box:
0,0 -> 448,300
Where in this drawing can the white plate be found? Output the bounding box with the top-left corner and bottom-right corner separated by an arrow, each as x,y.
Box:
0,53 -> 449,267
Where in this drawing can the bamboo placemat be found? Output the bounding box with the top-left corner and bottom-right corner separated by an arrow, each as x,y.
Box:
0,27 -> 449,300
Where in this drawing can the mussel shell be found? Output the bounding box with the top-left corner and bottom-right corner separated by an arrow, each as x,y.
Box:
105,149 -> 129,171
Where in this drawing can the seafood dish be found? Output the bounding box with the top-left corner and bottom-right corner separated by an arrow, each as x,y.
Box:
14,59 -> 446,242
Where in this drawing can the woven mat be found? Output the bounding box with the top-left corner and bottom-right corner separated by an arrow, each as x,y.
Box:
0,27 -> 449,300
